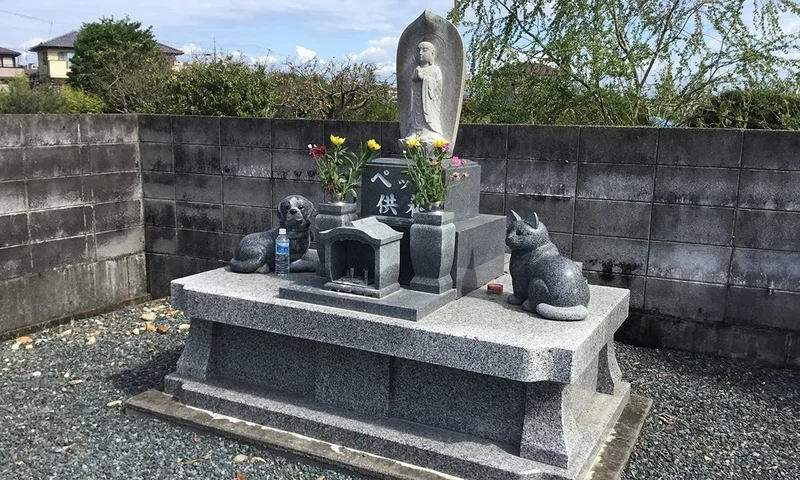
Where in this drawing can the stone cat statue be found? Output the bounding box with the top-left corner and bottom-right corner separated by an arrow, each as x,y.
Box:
506,211 -> 590,321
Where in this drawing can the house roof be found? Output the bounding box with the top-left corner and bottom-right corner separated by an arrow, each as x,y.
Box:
30,31 -> 183,55
0,47 -> 22,56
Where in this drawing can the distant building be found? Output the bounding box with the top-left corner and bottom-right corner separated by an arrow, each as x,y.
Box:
30,31 -> 183,82
0,47 -> 25,83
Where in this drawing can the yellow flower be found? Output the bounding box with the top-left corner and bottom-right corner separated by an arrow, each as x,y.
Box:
433,138 -> 449,149
330,135 -> 346,146
367,139 -> 381,151
406,138 -> 421,148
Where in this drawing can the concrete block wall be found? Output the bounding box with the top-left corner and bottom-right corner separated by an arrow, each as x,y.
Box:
465,124 -> 800,367
139,115 -> 383,297
0,115 -> 147,336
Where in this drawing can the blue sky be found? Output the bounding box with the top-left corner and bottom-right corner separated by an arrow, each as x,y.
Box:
0,0 -> 457,75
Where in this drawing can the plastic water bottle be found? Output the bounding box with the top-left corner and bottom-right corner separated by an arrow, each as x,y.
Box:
275,228 -> 290,276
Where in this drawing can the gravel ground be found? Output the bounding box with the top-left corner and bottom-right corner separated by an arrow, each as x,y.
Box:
1,299 -> 798,480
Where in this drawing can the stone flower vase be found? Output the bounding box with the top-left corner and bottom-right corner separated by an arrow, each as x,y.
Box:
314,197 -> 359,277
409,209 -> 455,294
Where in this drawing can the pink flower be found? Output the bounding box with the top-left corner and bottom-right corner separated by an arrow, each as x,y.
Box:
429,160 -> 439,167
309,145 -> 328,160
452,156 -> 463,167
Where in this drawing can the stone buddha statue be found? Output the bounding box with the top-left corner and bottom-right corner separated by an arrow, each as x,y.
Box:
404,41 -> 445,144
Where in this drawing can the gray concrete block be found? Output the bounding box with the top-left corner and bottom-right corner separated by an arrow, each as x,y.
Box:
271,118 -> 323,150
735,209 -> 800,252
223,176 -> 271,207
223,205 -> 271,235
379,121 -> 403,155
174,144 -> 221,174
140,143 -> 173,172
579,127 -> 657,164
0,148 -> 24,181
29,206 -> 87,242
391,358 -> 526,445
505,195 -> 574,233
175,174 -> 222,203
220,117 -> 271,148
210,325 -> 316,396
79,114 -> 137,144
738,169 -> 800,211
21,115 -> 79,146
583,272 -> 644,309
145,226 -> 177,254
223,233 -> 245,259
0,180 -> 27,214
322,120 -> 382,151
789,334 -> 800,367
176,202 -> 222,232
31,236 -> 90,272
314,343 -> 390,417
172,115 -> 219,145
657,128 -> 742,167
0,245 -> 32,280
89,172 -> 140,203
177,229 -> 224,260
0,213 -> 28,248
508,125 -> 578,162
143,199 -> 176,227
654,166 -> 738,207
617,314 -> 790,366
741,130 -> 800,171
127,252 -> 147,296
644,277 -> 727,323
273,179 -> 323,205
479,193 -> 504,215
221,146 -> 271,178
647,242 -> 731,284
83,143 -> 139,173
472,157 -> 506,193
574,199 -> 650,239
549,232 -> 573,258
138,115 -> 172,143
572,235 -> 648,275
730,248 -> 800,292
726,286 -> 800,331
93,255 -> 131,307
142,171 -> 175,199
28,261 -> 95,324
94,200 -> 142,232
24,146 -> 82,178
507,160 -> 576,196
0,276 -> 34,333
651,204 -> 734,246
27,176 -> 85,209
271,149 -> 318,181
95,227 -> 144,260
0,117 -> 23,147
576,164 -> 654,201
456,123 -> 508,158
145,253 -> 211,297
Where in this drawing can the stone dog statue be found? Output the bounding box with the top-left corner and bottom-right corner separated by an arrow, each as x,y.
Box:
506,211 -> 590,321
229,195 -> 317,274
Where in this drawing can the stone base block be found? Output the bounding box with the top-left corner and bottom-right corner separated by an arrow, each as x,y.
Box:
280,274 -> 456,321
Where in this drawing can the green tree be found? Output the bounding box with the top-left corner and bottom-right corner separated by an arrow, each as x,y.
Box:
0,76 -> 68,113
271,59 -> 397,120
165,57 -> 276,117
68,17 -> 173,113
451,0 -> 800,126
688,82 -> 800,129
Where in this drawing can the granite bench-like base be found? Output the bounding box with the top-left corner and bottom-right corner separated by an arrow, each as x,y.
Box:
160,268 -> 633,479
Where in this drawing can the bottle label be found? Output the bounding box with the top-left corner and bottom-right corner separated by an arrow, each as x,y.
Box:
276,243 -> 289,255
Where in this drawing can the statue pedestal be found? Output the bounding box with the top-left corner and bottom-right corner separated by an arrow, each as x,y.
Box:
130,267 -> 640,480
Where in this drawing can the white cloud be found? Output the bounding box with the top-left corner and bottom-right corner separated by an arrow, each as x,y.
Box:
251,55 -> 279,65
295,45 -> 317,63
